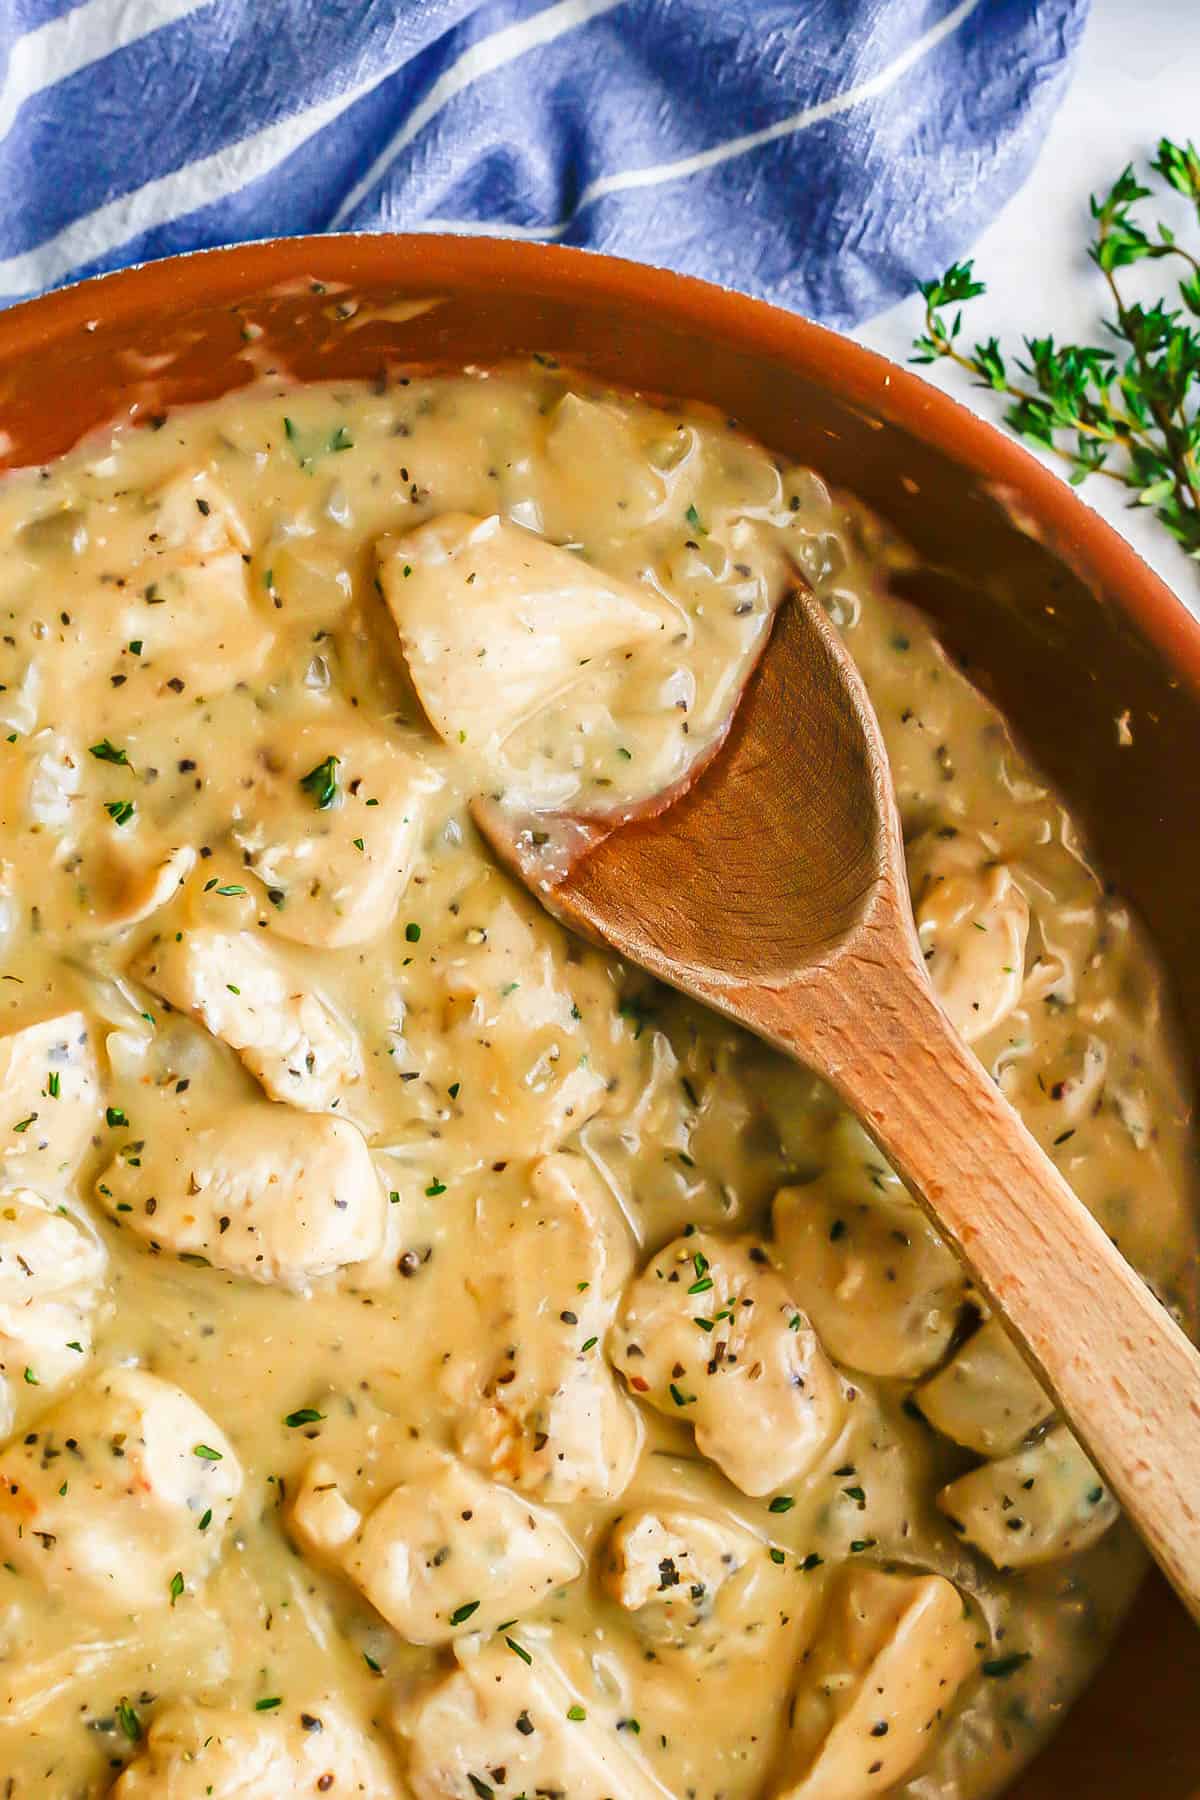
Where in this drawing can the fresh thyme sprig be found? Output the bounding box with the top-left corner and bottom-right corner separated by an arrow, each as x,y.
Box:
911,138 -> 1200,558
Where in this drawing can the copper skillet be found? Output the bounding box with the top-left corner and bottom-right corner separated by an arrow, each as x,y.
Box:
0,235 -> 1197,1797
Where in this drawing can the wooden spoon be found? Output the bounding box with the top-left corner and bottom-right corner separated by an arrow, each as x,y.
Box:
476,585 -> 1200,1625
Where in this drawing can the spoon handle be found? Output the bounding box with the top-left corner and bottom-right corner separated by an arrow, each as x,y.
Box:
755,961 -> 1200,1625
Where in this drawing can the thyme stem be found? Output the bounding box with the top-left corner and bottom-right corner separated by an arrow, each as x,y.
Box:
911,137 -> 1200,558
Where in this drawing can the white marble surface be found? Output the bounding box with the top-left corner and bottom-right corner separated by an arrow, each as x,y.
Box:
856,0 -> 1200,608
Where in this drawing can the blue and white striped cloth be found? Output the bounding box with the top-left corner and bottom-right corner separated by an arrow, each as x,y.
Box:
0,0 -> 1087,324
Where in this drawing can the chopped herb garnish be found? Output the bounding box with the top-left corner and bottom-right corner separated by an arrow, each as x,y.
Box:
580,1335 -> 598,1353
768,1495 -> 795,1514
254,1695 -> 283,1710
618,994 -> 657,1038
198,1508 -> 213,1532
46,1071 -> 60,1099
299,754 -> 339,810
193,1444 -> 223,1461
105,799 -> 135,826
89,738 -> 129,765
768,1547 -> 786,1564
405,921 -> 421,942
687,1275 -> 714,1295
425,1179 -> 447,1197
685,503 -> 707,534
169,1570 -> 184,1605
363,1650 -> 382,1673
506,1635 -> 532,1664
12,1113 -> 36,1133
22,1366 -> 38,1385
116,1699 -> 142,1743
283,1407 -> 325,1428
669,1382 -> 695,1407
215,884 -> 246,897
105,1106 -> 128,1128
328,425 -> 354,452
449,1600 -> 481,1626
567,1704 -> 587,1721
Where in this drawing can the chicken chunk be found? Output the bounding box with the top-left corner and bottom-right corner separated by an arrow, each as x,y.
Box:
232,717 -> 440,948
113,1693 -> 400,1798
152,467 -> 251,558
602,1506 -> 759,1644
109,468 -> 274,694
378,511 -> 677,755
287,1457 -> 365,1558
937,1425 -> 1118,1568
0,1012 -> 100,1185
255,532 -> 356,626
775,1569 -> 979,1800
908,832 -> 1030,1044
541,392 -> 669,536
612,1233 -> 843,1497
25,469 -> 272,721
134,926 -> 365,1115
0,1189 -> 106,1433
772,1183 -> 965,1381
448,1152 -> 642,1502
96,1103 -> 386,1291
770,1112 -> 966,1381
0,1368 -> 240,1613
289,1456 -> 581,1645
399,888 -> 612,1164
399,1636 -> 669,1800
915,1318 -> 1054,1457
25,727 -> 83,835
83,844 -> 196,936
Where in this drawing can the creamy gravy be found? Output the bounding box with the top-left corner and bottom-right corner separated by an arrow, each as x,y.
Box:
0,366 -> 1193,1800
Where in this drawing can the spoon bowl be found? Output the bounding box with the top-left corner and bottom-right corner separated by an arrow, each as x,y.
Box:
486,586 -> 898,987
